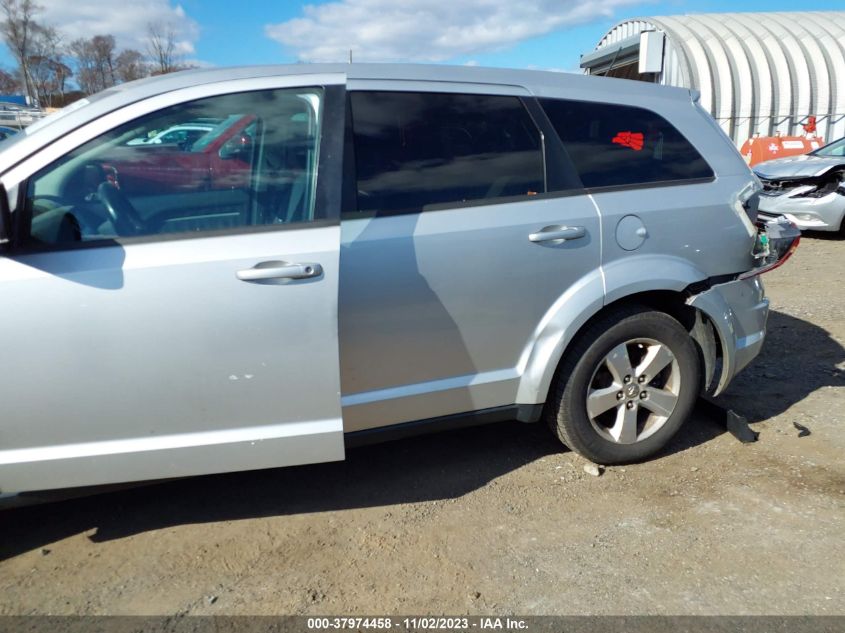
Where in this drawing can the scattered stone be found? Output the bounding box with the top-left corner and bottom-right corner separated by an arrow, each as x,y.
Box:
40,548 -> 50,556
205,595 -> 217,605
691,467 -> 700,472
583,463 -> 603,477
472,591 -> 481,600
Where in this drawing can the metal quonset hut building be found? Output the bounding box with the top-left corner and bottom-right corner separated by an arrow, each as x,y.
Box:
579,12 -> 845,146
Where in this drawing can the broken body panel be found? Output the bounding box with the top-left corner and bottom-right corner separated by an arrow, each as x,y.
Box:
755,154 -> 845,232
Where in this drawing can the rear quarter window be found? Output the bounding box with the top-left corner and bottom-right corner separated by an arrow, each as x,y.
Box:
539,98 -> 713,189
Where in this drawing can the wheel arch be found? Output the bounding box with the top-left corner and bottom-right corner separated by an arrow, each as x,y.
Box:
516,285 -> 725,411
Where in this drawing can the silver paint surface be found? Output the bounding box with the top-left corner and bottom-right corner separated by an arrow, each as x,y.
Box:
0,64 -> 769,493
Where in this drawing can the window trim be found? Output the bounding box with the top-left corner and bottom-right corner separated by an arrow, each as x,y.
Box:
584,175 -> 717,196
520,96 -> 584,193
10,217 -> 339,255
340,190 -> 578,221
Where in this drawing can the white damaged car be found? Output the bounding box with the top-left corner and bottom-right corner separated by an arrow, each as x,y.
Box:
754,136 -> 845,233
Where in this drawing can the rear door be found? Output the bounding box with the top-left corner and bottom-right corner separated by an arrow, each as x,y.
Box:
339,85 -> 601,431
0,76 -> 347,493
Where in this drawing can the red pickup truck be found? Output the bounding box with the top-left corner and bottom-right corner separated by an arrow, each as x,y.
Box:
106,114 -> 257,195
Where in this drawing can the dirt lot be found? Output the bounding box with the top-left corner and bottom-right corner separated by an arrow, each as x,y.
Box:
1,236 -> 843,616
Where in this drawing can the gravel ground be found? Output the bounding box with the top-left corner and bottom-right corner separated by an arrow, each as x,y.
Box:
0,235 -> 843,616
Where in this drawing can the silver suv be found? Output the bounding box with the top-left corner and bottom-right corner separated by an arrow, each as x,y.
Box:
0,65 -> 798,496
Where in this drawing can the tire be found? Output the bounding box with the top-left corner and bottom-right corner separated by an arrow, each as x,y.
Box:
546,305 -> 701,464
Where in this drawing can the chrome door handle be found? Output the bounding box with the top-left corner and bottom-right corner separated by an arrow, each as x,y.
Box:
236,261 -> 323,281
528,225 -> 586,243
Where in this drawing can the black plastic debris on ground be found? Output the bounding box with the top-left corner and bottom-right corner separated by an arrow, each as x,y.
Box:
698,398 -> 759,443
793,421 -> 811,438
726,410 -> 759,443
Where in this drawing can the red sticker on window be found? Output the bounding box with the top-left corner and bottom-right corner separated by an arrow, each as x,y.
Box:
612,131 -> 644,151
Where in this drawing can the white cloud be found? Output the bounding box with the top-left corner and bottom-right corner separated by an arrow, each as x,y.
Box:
37,0 -> 200,56
265,0 -> 641,63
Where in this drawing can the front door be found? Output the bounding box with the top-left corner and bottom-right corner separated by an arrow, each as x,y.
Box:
0,80 -> 346,493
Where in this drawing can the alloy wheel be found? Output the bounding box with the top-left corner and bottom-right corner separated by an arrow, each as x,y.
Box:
585,338 -> 681,444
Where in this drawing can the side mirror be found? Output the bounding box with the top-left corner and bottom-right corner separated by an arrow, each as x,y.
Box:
0,182 -> 11,252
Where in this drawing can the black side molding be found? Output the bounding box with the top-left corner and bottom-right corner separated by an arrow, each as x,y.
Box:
344,404 -> 544,449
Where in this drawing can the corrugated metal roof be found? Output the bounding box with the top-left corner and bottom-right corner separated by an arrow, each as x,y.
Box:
588,12 -> 845,143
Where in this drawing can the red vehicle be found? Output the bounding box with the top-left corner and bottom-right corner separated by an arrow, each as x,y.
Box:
105,114 -> 257,195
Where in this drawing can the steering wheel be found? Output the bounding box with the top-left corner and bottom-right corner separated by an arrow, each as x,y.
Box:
97,181 -> 145,236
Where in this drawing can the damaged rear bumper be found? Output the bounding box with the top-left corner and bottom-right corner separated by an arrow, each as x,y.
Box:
687,276 -> 769,395
686,216 -> 798,395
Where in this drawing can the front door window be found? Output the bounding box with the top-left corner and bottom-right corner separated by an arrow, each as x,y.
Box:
25,87 -> 324,247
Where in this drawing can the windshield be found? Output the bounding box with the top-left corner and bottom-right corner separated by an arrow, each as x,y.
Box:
812,137 -> 845,157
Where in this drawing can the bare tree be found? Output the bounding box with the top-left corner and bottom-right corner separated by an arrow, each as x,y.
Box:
26,22 -> 65,105
146,21 -> 181,75
0,67 -> 17,93
54,55 -> 70,100
0,0 -> 42,102
90,34 -> 116,88
69,34 -> 119,95
68,37 -> 97,95
28,55 -> 71,107
115,48 -> 147,83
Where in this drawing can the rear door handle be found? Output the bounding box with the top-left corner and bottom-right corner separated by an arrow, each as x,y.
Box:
236,261 -> 323,281
528,225 -> 586,243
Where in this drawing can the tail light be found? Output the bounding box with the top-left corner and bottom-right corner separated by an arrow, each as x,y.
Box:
739,216 -> 801,279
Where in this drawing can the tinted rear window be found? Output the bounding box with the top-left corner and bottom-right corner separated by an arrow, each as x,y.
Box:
350,91 -> 545,214
540,98 -> 713,188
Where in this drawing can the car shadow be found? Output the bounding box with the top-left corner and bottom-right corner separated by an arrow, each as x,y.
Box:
0,311 -> 838,561
0,403 -> 729,562
715,309 -> 844,422
10,241 -> 126,290
0,421 -> 559,561
802,230 -> 843,241
654,400 -> 729,458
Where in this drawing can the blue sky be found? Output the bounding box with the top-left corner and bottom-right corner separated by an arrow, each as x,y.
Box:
2,0 -> 844,74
